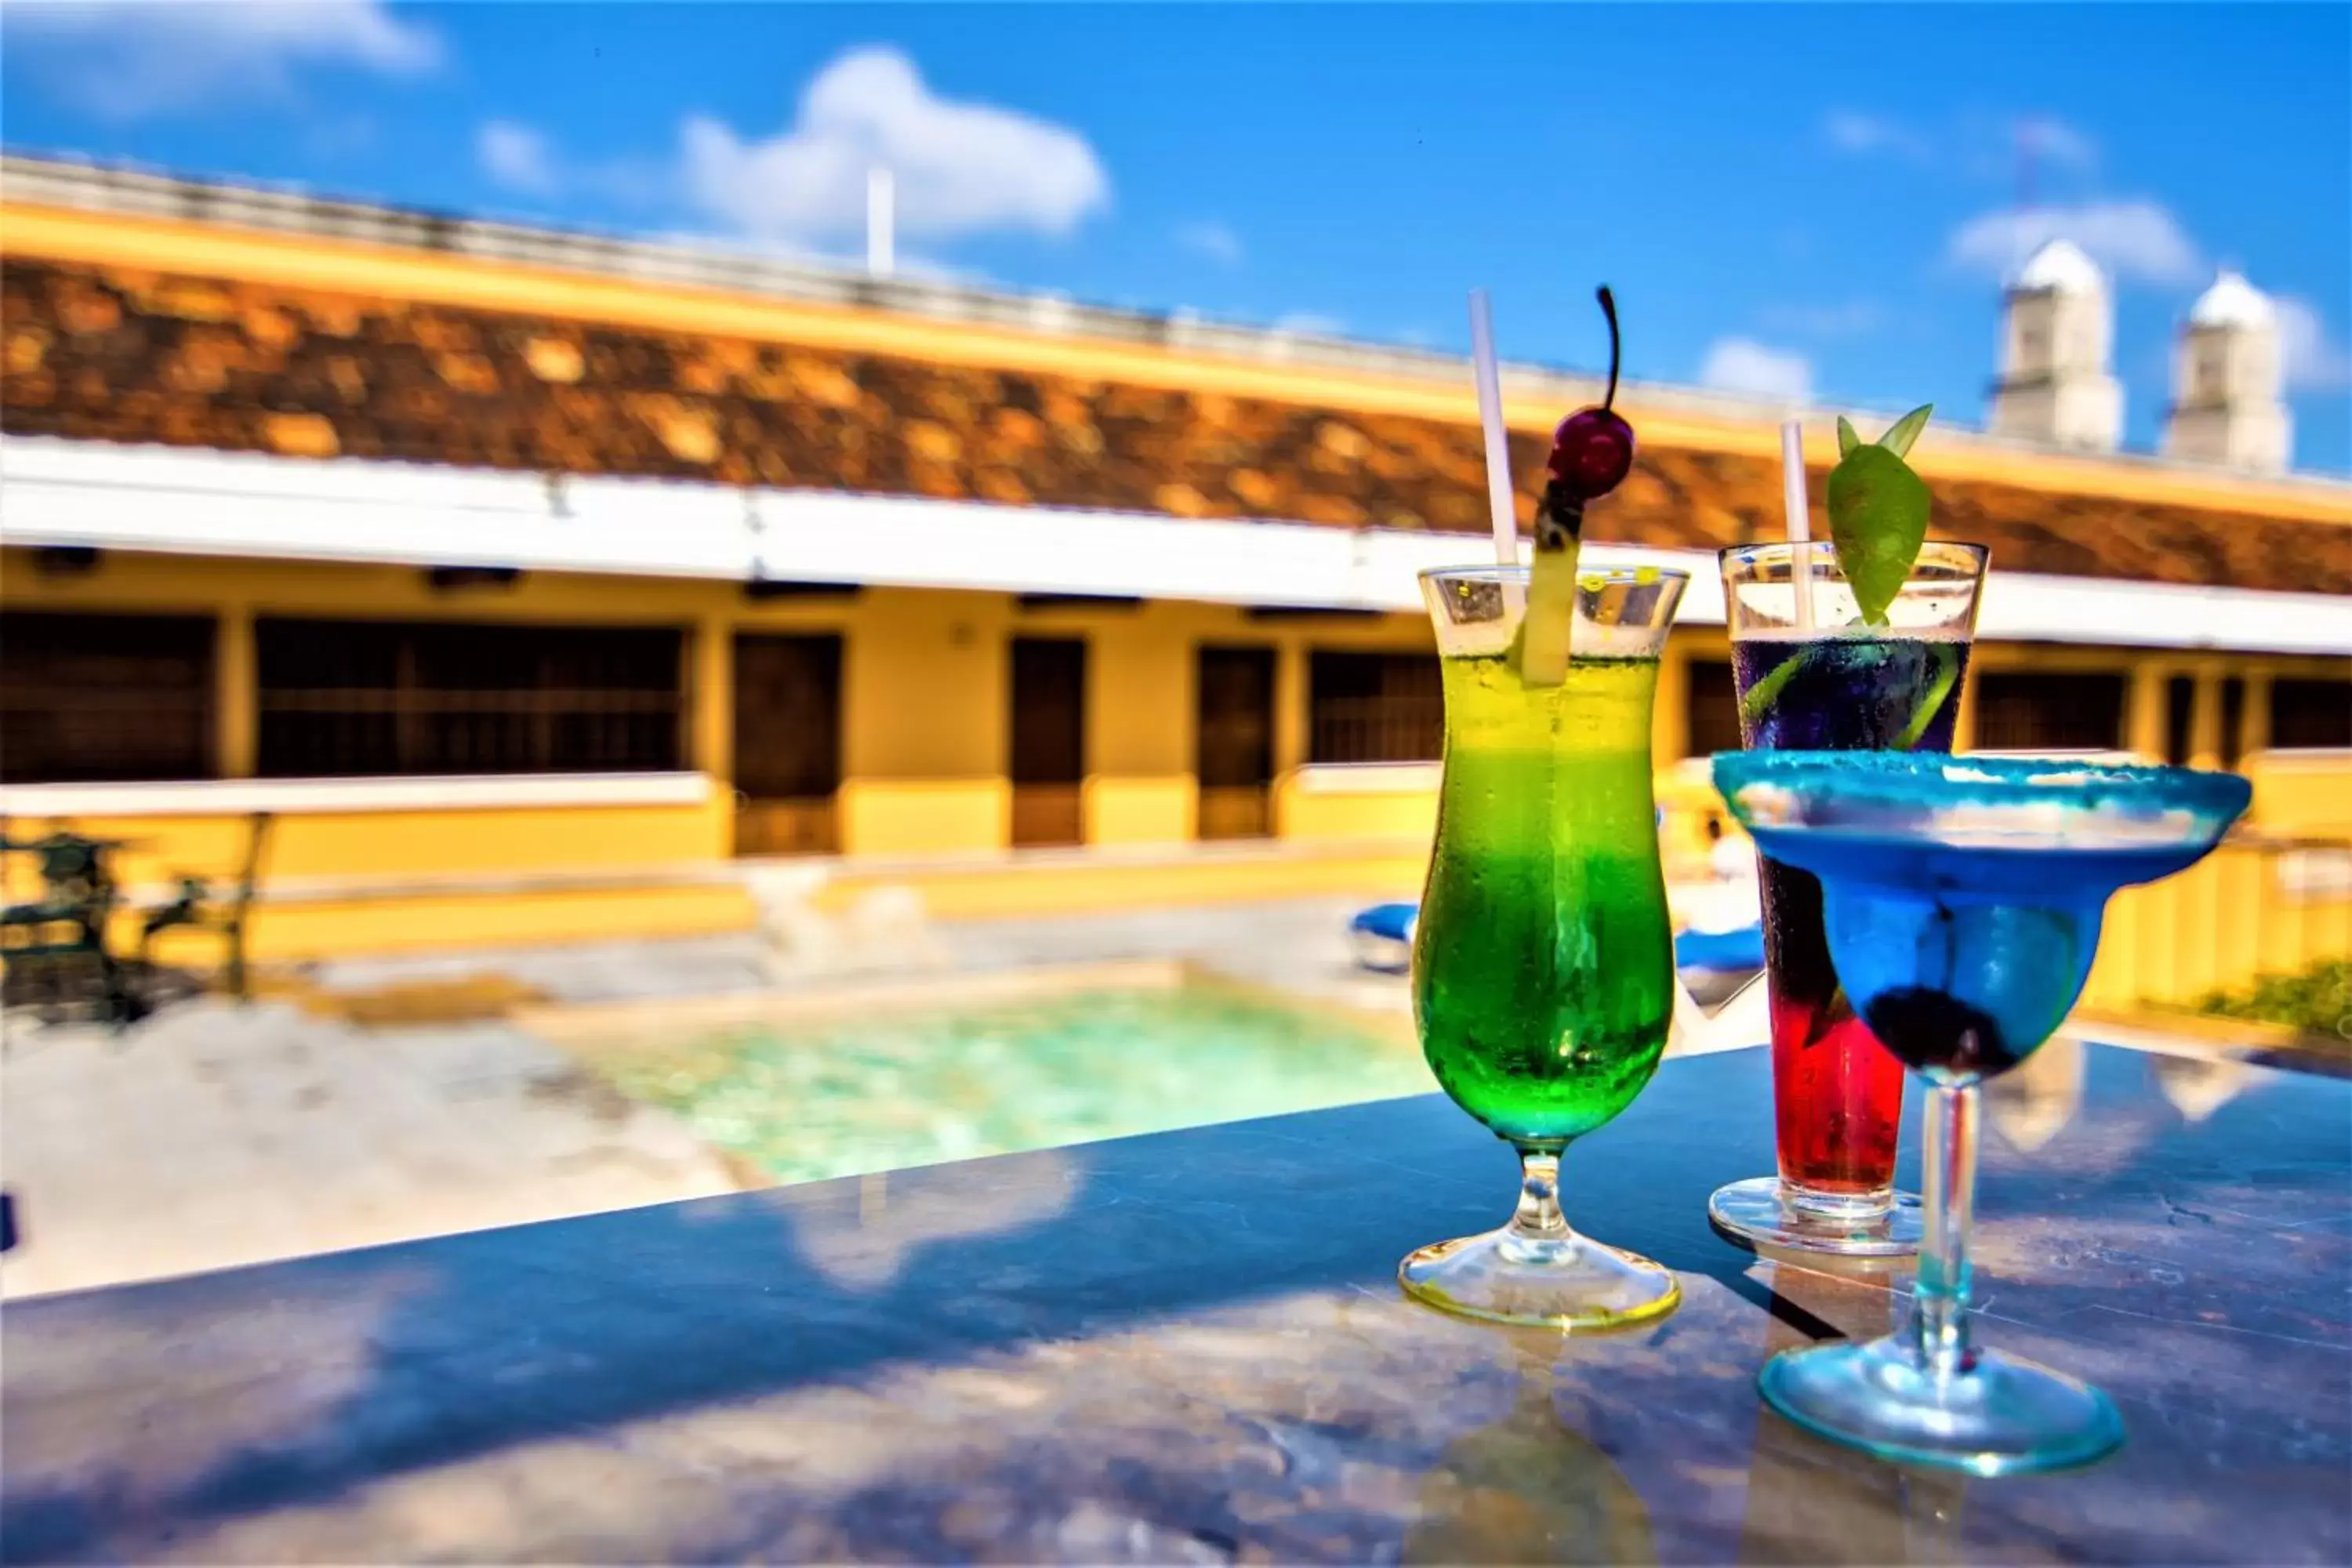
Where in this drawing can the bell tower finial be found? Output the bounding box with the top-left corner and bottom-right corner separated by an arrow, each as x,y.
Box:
2161,270 -> 2291,472
1986,240 -> 2123,452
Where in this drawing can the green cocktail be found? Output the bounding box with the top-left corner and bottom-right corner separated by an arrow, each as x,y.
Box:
1414,652 -> 1672,1144
1401,564 -> 1690,1330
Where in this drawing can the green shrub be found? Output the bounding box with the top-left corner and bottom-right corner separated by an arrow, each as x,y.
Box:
2197,960 -> 2352,1041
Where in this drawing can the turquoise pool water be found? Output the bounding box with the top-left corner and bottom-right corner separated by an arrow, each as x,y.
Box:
597,985 -> 1436,1186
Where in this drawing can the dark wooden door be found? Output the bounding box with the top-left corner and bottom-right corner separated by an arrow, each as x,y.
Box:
732,633 -> 842,855
1010,637 -> 1085,847
1196,645 -> 1275,839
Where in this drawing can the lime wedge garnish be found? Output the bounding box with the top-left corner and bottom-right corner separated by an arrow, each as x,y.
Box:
1893,641 -> 1962,750
1514,541 -> 1577,688
1737,646 -> 1806,727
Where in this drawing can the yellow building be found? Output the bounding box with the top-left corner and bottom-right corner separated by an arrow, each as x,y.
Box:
2,156 -> 2347,977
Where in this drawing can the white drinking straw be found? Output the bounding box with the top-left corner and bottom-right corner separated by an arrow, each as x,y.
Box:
1468,289 -> 1519,570
1780,416 -> 1815,631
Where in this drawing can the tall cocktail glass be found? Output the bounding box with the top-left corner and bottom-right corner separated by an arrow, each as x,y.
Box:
1401,564 -> 1689,1330
1708,540 -> 1988,1258
1715,750 -> 2251,1474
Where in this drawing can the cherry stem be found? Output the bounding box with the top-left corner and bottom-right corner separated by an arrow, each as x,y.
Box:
1597,285 -> 1621,411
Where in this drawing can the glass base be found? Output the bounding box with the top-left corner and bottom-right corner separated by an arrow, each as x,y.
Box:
1399,1226 -> 1681,1330
1708,1176 -> 1922,1258
1761,1335 -> 2124,1475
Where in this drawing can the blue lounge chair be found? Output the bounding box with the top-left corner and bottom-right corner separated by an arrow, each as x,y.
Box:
1675,924 -> 1766,975
1348,902 -> 1417,973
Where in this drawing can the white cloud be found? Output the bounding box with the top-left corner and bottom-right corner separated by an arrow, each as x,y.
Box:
478,121 -> 558,198
1947,200 -> 2203,285
4,0 -> 438,120
1821,110 -> 1930,162
1176,220 -> 1243,267
2015,114 -> 2099,172
1759,300 -> 1885,339
1699,338 -> 1813,403
678,46 -> 1108,246
2277,297 -> 2352,392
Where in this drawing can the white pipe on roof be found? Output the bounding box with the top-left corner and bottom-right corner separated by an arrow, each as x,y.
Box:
2,436 -> 2347,656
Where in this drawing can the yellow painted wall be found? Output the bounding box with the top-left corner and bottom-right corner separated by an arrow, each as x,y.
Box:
1083,609 -> 1195,844
811,844 -> 1430,921
1087,777 -> 1195,845
0,804 -> 724,895
2246,750 -> 2352,838
1276,776 -> 1441,844
2083,837 -> 2352,1012
222,884 -> 751,965
4,544 -> 2347,968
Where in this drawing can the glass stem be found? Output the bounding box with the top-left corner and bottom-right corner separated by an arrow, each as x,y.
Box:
1510,1149 -> 1571,1240
1908,1082 -> 1980,1380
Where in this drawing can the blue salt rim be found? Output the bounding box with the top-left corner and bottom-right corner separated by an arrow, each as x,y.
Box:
1709,750 -> 2252,837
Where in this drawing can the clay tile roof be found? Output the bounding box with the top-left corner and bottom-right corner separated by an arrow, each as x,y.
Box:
3,162 -> 2347,598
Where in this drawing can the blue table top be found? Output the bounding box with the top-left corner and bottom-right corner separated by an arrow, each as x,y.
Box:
4,1036 -> 2346,1564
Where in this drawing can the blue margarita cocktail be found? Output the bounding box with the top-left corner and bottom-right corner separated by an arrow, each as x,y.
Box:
1714,751 -> 2252,1475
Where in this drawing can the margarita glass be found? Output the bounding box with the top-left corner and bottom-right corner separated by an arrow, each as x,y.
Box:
1402,564 -> 1689,1330
1714,750 -> 2252,1475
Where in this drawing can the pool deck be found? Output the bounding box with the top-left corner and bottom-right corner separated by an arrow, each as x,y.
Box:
2,898 -> 1428,1298
5,1040 -> 2345,1563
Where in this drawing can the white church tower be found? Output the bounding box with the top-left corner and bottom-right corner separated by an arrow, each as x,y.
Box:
2160,270 -> 2291,474
1986,239 -> 2125,452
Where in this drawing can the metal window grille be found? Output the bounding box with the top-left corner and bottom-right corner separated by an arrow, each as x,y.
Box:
255,619 -> 685,777
1971,672 -> 2127,754
0,613 -> 216,783
1308,652 -> 1441,764
2270,678 -> 2352,751
2165,676 -> 2196,766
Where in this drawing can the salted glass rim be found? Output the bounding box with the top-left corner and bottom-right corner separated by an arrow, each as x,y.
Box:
1719,540 -> 1989,574
1418,563 -> 1693,586
1711,750 -> 2252,850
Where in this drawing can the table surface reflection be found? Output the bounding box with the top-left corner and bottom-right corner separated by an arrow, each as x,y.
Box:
4,1039 -> 2347,1564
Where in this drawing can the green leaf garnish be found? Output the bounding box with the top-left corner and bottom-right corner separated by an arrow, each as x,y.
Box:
1827,407 -> 1934,626
1877,403 -> 1933,459
1835,416 -> 1861,458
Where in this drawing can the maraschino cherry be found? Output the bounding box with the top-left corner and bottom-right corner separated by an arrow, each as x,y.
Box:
1544,286 -> 1635,507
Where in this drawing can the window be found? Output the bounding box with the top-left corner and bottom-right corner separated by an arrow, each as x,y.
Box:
0,613 -> 216,783
733,634 -> 841,800
2270,677 -> 2352,750
1197,646 -> 1276,840
1309,651 -> 1440,764
733,633 -> 843,856
2165,675 -> 2195,766
1009,637 -> 1087,848
1972,671 -> 2125,753
256,619 -> 685,777
2220,677 -> 2245,770
1686,658 -> 1742,759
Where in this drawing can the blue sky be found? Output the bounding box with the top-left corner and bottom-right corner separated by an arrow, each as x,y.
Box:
5,2 -> 2348,471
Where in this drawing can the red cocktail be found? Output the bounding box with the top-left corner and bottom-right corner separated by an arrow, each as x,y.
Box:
1707,539 -> 1987,1254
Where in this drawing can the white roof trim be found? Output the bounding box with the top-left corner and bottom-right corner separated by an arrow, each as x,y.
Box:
2,437 -> 2346,655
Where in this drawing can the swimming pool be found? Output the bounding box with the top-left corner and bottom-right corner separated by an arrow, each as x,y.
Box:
586,982 -> 1437,1186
